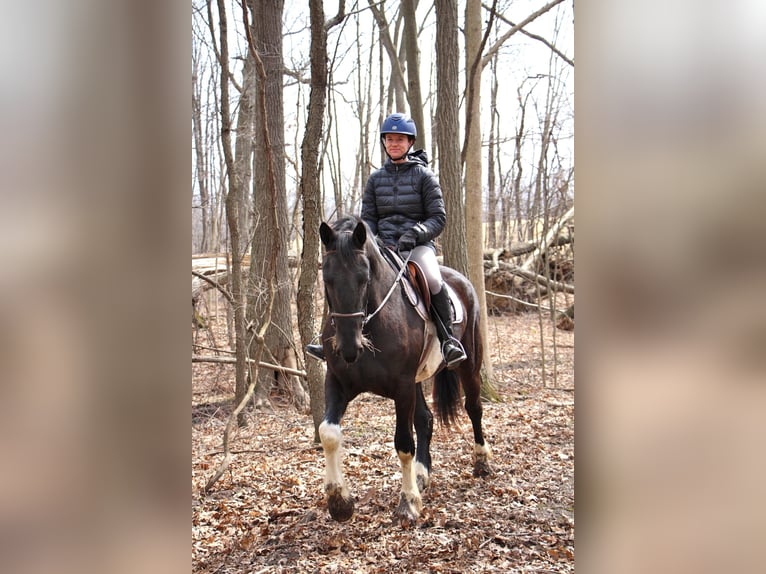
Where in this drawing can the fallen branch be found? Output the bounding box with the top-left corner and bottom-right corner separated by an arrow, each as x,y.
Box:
192,270 -> 234,303
485,290 -> 567,314
192,354 -> 307,378
521,205 -> 574,272
494,262 -> 575,294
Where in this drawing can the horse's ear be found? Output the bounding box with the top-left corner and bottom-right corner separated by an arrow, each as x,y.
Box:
352,221 -> 367,248
319,222 -> 335,248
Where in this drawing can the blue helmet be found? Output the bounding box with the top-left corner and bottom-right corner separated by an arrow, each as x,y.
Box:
380,113 -> 417,140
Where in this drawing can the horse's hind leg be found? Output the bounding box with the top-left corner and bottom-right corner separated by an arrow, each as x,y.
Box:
393,392 -> 423,524
458,363 -> 493,477
414,382 -> 434,491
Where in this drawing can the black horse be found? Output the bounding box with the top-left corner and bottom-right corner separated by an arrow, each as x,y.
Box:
317,216 -> 492,524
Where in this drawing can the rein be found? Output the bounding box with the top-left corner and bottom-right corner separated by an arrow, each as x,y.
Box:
327,248 -> 410,327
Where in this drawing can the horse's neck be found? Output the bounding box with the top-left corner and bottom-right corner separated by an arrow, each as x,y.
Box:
367,250 -> 399,308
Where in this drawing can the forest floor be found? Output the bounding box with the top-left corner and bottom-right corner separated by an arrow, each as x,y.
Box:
192,311 -> 574,573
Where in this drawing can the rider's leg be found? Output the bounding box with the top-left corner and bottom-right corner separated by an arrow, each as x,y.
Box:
410,247 -> 466,368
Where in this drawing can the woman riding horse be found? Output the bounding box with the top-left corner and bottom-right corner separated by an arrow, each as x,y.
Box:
307,112 -> 466,367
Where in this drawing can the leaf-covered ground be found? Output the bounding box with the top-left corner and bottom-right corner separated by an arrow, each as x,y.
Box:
193,312 -> 574,573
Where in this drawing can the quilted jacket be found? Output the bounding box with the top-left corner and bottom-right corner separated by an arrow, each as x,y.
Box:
360,149 -> 447,249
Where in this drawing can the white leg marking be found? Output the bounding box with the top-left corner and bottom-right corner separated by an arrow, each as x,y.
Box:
414,460 -> 430,489
319,421 -> 349,497
474,442 -> 493,460
398,450 -> 422,515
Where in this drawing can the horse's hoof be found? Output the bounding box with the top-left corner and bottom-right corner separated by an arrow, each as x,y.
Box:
416,474 -> 429,492
473,459 -> 493,477
395,491 -> 422,526
326,485 -> 355,522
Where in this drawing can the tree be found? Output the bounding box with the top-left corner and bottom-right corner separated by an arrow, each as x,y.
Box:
401,0 -> 426,152
435,0 -> 467,275
462,0 -> 567,391
247,0 -> 308,412
213,0 -> 250,426
297,0 -> 346,441
368,0 -> 406,112
463,0 -> 496,388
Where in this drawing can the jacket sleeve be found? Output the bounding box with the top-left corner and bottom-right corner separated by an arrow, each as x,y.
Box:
360,175 -> 379,236
414,169 -> 447,242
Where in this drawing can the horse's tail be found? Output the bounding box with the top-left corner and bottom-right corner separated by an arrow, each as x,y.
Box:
433,369 -> 461,427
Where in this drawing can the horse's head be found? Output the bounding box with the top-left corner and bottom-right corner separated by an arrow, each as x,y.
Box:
320,217 -> 374,364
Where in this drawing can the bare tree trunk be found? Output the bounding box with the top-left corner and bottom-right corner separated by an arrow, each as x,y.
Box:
464,0 -> 496,391
248,0 -> 308,413
297,0 -> 342,441
486,51 -> 499,247
401,0 -> 426,151
215,0 -> 249,426
192,48 -> 210,253
513,85 -> 529,242
233,55 -> 255,253
368,0 -> 407,112
435,0 -> 467,275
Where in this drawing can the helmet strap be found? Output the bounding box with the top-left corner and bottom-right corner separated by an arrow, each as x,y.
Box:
383,138 -> 414,162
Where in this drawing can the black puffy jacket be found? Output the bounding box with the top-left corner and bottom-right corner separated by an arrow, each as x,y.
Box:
361,149 -> 447,249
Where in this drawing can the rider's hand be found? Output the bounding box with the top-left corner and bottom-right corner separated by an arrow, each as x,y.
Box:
397,230 -> 417,253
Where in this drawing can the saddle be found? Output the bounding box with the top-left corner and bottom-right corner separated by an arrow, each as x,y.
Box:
380,246 -> 465,382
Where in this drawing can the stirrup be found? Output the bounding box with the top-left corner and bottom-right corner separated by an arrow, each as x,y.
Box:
441,338 -> 467,368
306,344 -> 326,361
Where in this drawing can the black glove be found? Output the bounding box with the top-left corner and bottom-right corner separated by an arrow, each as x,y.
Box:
397,229 -> 417,252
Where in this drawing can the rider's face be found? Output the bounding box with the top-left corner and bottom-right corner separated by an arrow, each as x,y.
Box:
384,133 -> 412,161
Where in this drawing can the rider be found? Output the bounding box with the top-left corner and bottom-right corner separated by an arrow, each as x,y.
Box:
307,112 -> 467,368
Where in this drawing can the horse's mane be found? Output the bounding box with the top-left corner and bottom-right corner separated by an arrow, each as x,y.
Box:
332,215 -> 383,262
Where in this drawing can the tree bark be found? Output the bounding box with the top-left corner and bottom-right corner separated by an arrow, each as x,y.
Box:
214,0 -> 250,427
297,0 -> 336,441
368,0 -> 407,111
464,0 -> 496,391
247,0 -> 308,413
401,0 -> 426,151
435,0 -> 467,275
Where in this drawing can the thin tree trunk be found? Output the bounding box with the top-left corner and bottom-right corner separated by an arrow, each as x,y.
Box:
402,0 -> 426,151
248,0 -> 308,413
215,0 -> 249,426
232,55 -> 255,254
435,0 -> 467,275
297,0 -> 346,440
487,51 -> 499,247
464,0 -> 497,392
192,51 -> 210,253
368,0 -> 407,112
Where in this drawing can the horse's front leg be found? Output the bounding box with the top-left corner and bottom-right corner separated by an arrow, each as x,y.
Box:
319,378 -> 354,522
394,393 -> 422,525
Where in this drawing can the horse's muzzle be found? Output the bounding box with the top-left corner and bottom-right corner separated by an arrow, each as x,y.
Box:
340,346 -> 362,364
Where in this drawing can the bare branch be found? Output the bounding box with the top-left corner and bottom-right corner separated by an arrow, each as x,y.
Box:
481,0 -> 566,69
325,0 -> 346,30
485,290 -> 567,314
192,270 -> 234,304
481,2 -> 573,67
192,354 -> 307,378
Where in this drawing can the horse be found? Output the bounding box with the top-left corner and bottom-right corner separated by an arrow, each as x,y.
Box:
316,216 -> 492,525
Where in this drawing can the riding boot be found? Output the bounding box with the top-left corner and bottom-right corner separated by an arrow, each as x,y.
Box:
306,343 -> 326,361
430,287 -> 467,368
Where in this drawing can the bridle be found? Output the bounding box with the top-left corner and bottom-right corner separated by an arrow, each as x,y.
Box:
326,249 -> 410,328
